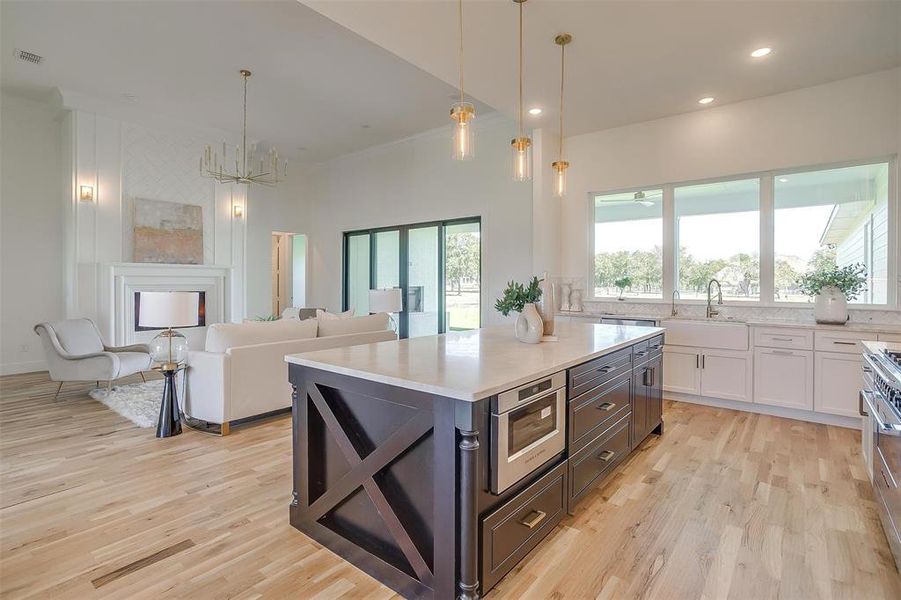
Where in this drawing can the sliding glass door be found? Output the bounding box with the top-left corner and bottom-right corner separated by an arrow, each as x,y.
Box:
343,218 -> 480,338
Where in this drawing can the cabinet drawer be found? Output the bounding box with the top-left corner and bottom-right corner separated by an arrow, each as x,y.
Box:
568,415 -> 630,512
634,335 -> 664,365
569,347 -> 632,398
569,373 -> 631,453
481,461 -> 566,593
814,330 -> 875,354
878,333 -> 901,343
753,327 -> 813,350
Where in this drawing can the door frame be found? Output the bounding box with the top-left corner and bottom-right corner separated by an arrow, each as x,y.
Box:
342,216 -> 481,338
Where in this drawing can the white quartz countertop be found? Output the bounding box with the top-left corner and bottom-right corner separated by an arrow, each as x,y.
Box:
285,322 -> 664,402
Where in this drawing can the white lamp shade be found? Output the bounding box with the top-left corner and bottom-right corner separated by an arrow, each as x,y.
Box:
368,288 -> 403,313
138,291 -> 200,328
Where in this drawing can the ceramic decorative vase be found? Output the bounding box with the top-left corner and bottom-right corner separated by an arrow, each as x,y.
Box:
814,286 -> 849,324
537,273 -> 556,336
515,303 -> 544,344
570,288 -> 583,312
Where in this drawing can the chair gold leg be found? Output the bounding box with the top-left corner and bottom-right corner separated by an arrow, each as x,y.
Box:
54,381 -> 63,400
140,372 -> 146,383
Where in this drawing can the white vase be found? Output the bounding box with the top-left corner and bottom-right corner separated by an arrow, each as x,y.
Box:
515,303 -> 544,344
814,286 -> 849,324
560,284 -> 572,311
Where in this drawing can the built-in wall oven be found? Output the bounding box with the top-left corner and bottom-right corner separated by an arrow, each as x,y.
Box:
490,371 -> 566,494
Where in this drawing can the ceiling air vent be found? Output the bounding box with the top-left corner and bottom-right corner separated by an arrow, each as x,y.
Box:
14,49 -> 43,65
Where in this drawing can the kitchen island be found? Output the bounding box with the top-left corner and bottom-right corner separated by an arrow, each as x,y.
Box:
286,321 -> 664,599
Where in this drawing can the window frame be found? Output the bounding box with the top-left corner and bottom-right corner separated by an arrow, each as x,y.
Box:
342,216 -> 482,338
587,155 -> 899,309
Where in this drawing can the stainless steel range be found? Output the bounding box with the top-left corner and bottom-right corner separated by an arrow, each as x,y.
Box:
861,342 -> 901,572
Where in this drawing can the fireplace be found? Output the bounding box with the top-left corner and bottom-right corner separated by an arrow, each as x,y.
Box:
134,291 -> 206,331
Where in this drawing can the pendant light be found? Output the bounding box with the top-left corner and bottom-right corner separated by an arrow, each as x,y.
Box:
552,33 -> 572,197
511,0 -> 531,181
451,0 -> 474,160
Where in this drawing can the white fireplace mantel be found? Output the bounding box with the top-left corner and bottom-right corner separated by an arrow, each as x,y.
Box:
100,262 -> 232,349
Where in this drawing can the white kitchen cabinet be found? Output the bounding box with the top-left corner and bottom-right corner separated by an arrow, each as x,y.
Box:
663,346 -> 701,395
878,332 -> 901,343
753,348 -> 814,410
814,351 -> 864,418
700,349 -> 753,402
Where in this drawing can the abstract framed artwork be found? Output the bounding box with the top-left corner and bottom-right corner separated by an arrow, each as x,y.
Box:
133,198 -> 203,264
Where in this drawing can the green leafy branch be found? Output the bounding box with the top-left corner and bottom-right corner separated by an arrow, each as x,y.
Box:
495,277 -> 543,316
796,263 -> 867,299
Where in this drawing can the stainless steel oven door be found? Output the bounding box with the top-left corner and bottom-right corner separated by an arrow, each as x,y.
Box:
491,373 -> 566,494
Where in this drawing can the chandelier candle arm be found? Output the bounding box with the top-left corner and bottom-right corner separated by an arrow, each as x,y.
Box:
451,0 -> 474,160
511,0 -> 532,181
552,33 -> 572,197
200,69 -> 286,186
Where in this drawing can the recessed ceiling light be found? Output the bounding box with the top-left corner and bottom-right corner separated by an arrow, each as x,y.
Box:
528,107 -> 542,116
751,47 -> 772,58
698,97 -> 715,105
778,177 -> 788,183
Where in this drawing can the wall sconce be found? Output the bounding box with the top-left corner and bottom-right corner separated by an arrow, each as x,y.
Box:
233,204 -> 244,218
79,185 -> 94,202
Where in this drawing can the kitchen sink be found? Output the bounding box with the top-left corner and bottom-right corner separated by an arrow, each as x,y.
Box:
660,318 -> 749,350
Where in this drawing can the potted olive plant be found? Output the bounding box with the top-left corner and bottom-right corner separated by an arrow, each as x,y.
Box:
495,277 -> 544,343
614,276 -> 632,301
796,263 -> 866,324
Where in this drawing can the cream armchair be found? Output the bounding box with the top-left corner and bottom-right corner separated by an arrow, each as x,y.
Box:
34,318 -> 153,398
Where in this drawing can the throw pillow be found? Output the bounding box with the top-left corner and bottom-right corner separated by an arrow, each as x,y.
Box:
316,308 -> 355,321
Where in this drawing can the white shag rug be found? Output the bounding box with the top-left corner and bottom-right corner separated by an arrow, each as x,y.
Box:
89,380 -> 165,428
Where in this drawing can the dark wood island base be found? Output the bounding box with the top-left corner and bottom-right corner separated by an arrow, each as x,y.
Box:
288,327 -> 664,599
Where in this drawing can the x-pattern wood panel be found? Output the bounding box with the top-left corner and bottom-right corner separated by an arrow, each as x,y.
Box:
306,383 -> 435,588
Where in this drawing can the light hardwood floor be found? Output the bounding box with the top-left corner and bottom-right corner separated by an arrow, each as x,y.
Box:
1,371 -> 899,599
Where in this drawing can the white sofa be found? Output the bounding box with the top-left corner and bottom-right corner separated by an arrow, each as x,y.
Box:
184,313 -> 395,433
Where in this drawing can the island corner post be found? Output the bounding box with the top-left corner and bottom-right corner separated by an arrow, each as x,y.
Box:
289,364 -> 486,599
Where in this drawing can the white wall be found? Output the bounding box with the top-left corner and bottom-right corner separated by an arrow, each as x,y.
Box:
305,114 -> 534,326
561,68 -> 901,290
0,92 -> 63,374
245,169 -> 311,319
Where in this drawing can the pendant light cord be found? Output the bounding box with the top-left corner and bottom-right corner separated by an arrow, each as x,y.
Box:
242,73 -> 248,176
558,41 -> 565,160
459,0 -> 464,104
518,0 -> 524,137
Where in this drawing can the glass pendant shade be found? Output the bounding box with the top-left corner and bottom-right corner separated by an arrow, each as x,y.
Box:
552,161 -> 569,197
149,329 -> 189,368
451,102 -> 475,160
511,136 -> 532,181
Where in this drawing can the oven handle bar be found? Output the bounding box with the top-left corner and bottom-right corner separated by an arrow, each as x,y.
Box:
862,390 -> 901,436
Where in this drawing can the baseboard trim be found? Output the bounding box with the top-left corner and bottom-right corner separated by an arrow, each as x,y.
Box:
0,361 -> 47,376
666,392 -> 862,430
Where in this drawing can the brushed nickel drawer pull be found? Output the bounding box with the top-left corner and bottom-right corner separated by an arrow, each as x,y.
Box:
597,402 -> 615,411
598,450 -> 615,462
833,341 -> 857,346
519,510 -> 547,529
771,336 -> 793,341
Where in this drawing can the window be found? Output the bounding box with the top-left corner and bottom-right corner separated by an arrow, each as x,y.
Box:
589,158 -> 896,307
774,163 -> 889,304
343,218 -> 481,338
675,178 -> 760,301
592,189 -> 663,298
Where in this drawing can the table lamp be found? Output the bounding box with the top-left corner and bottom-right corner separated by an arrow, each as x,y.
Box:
137,291 -> 199,438
368,288 -> 403,333
138,291 -> 199,370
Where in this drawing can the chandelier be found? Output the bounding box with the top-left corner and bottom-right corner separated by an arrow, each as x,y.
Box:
200,69 -> 286,186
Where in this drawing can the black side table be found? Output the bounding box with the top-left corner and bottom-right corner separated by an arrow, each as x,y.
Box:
155,366 -> 185,438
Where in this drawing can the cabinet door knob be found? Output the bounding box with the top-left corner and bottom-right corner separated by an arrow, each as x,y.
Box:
519,510 -> 547,529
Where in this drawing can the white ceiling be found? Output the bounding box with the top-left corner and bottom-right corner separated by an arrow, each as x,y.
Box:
0,0 -> 490,162
304,0 -> 901,137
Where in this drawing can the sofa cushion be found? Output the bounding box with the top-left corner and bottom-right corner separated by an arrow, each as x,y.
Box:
205,318 -> 318,353
318,312 -> 389,338
316,308 -> 355,321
